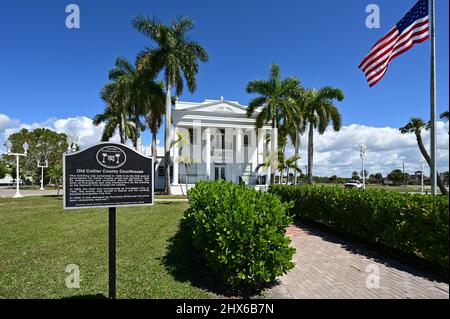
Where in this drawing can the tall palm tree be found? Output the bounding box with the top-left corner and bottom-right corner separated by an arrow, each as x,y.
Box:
139,80 -> 165,168
133,15 -> 209,195
285,91 -> 306,184
400,117 -> 448,195
93,83 -> 134,143
303,87 -> 344,184
246,63 -> 301,183
108,57 -> 148,153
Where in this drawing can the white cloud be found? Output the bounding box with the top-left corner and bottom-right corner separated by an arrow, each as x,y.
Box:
285,122 -> 449,177
0,113 -> 20,130
0,115 -> 121,153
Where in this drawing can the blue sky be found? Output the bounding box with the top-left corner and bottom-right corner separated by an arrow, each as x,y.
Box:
0,0 -> 448,176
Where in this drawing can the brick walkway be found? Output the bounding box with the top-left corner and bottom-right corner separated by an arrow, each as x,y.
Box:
267,221 -> 449,299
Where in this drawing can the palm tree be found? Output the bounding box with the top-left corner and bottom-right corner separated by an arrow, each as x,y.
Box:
245,63 -> 301,183
285,92 -> 306,184
255,152 -> 279,185
133,15 -> 209,195
400,117 -> 448,195
303,87 -> 344,184
108,57 -> 148,152
284,154 -> 302,185
48,164 -> 63,196
141,80 -> 165,169
93,83 -> 135,143
177,155 -> 193,197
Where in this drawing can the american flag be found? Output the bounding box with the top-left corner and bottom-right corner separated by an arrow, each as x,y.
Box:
359,0 -> 430,87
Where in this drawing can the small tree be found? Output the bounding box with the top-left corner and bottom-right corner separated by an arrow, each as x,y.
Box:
256,152 -> 280,185
177,155 -> 193,197
388,169 -> 408,186
374,173 -> 383,184
0,160 -> 8,180
283,154 -> 301,185
351,171 -> 360,180
48,164 -> 63,196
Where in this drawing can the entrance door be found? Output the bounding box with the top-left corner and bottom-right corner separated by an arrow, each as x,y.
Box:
214,166 -> 226,181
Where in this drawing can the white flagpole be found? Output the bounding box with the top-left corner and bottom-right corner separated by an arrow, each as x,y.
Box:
430,0 -> 437,195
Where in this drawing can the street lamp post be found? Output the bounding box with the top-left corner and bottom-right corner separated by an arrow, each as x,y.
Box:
67,135 -> 78,153
7,141 -> 29,198
360,144 -> 367,190
37,159 -> 48,191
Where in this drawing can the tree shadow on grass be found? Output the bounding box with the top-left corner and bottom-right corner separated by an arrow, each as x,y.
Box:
161,218 -> 262,298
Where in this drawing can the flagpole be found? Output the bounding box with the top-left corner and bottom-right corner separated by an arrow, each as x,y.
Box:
430,0 -> 437,195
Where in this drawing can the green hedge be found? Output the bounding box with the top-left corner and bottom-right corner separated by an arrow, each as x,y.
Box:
269,185 -> 449,270
185,180 -> 295,295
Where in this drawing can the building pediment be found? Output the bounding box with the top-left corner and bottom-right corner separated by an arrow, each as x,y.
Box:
173,98 -> 270,129
176,99 -> 250,114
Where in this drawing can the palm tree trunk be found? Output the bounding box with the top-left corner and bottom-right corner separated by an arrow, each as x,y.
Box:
119,113 -> 126,144
185,164 -> 189,197
307,122 -> 314,184
164,82 -> 172,195
151,127 -> 157,171
286,167 -> 290,185
294,127 -> 300,185
416,133 -> 448,195
134,108 -> 142,153
271,116 -> 277,184
145,112 -> 158,172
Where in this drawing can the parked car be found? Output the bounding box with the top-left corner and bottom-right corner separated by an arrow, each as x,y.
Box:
344,180 -> 363,189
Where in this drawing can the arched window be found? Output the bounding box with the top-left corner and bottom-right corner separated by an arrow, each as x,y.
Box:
244,135 -> 249,147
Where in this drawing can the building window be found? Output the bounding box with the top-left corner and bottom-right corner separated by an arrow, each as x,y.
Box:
244,135 -> 249,147
221,129 -> 225,149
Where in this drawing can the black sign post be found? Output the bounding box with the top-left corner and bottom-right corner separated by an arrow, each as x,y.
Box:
109,207 -> 116,299
63,143 -> 153,299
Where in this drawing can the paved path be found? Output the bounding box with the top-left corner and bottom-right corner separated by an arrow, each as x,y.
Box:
0,187 -> 58,198
267,221 -> 449,299
0,188 -> 189,204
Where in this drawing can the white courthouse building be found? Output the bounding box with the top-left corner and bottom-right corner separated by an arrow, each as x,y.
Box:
153,98 -> 274,194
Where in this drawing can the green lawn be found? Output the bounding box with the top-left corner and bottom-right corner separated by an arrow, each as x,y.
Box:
0,196 -> 214,299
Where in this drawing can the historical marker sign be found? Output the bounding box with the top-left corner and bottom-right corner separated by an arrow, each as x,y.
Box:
63,143 -> 153,209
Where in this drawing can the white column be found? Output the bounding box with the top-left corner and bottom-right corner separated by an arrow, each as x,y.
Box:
172,126 -> 179,185
205,128 -> 211,180
257,129 -> 264,165
236,128 -> 243,164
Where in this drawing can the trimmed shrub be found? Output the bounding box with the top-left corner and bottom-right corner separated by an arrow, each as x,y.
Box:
269,185 -> 449,270
185,180 -> 295,295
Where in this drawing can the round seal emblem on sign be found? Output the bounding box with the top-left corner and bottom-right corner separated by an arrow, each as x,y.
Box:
96,146 -> 127,169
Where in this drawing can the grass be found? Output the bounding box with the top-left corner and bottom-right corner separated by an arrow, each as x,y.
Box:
0,196 -> 214,299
